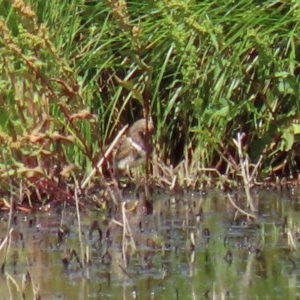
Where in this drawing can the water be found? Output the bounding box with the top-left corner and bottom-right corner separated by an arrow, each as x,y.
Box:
0,189 -> 300,299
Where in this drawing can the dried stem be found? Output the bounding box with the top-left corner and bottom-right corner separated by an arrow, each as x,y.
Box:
81,125 -> 128,189
227,193 -> 256,220
232,133 -> 255,211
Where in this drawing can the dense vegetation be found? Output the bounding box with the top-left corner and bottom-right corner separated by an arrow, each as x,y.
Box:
0,0 -> 300,201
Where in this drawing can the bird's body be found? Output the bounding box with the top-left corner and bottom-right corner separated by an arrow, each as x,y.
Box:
114,118 -> 153,172
81,118 -> 153,188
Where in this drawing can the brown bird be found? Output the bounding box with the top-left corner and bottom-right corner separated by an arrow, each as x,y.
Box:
80,118 -> 153,189
114,118 -> 154,172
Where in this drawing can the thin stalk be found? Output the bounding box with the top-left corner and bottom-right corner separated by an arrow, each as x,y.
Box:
227,193 -> 256,220
81,124 -> 128,189
75,187 -> 85,267
233,133 -> 255,211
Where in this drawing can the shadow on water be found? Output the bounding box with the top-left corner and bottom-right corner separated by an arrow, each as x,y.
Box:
1,189 -> 300,299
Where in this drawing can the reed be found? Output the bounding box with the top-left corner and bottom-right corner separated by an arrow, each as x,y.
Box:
0,0 -> 300,201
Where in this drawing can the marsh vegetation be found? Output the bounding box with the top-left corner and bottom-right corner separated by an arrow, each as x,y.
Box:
1,1 -> 300,298
1,0 -> 300,200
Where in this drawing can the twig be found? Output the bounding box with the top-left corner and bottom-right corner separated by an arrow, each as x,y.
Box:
0,228 -> 13,252
81,125 -> 128,189
227,194 -> 256,220
250,155 -> 263,183
121,202 -> 128,268
121,202 -> 137,268
233,133 -> 255,211
75,187 -> 85,267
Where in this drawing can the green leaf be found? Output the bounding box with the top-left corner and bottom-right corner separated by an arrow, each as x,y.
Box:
281,126 -> 294,151
292,123 -> 300,135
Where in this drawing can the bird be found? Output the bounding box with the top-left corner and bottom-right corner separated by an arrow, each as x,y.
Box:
80,118 -> 154,189
114,118 -> 154,172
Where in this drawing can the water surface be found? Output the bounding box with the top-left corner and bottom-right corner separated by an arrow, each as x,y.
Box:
0,189 -> 299,299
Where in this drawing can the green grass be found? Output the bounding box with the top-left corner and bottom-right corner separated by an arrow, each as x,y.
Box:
0,0 -> 300,199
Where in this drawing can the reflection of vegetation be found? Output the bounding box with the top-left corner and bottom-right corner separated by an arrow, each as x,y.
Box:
0,191 -> 299,299
1,0 -> 300,199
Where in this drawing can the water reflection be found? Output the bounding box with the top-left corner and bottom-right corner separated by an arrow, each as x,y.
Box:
0,189 -> 300,299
